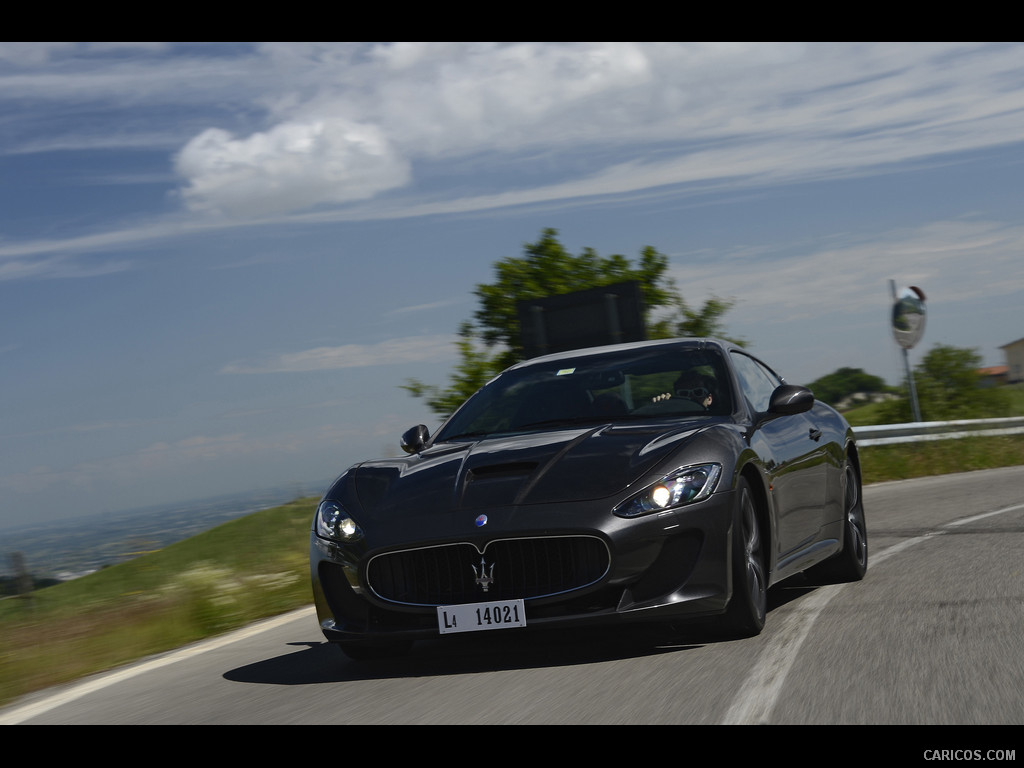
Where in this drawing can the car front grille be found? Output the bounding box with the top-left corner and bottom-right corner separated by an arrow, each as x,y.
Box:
365,536 -> 610,607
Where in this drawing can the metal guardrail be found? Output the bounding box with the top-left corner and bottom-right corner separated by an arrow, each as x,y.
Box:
853,417 -> 1024,446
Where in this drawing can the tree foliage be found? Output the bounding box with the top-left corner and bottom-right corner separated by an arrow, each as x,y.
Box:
805,367 -> 889,407
404,228 -> 740,420
401,321 -> 502,420
879,344 -> 1009,422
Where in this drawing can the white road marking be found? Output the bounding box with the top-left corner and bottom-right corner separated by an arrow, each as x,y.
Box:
721,501 -> 1024,724
0,606 -> 315,725
6,501 -> 1024,725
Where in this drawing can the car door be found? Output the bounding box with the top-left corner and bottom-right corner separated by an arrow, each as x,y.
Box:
730,352 -> 829,562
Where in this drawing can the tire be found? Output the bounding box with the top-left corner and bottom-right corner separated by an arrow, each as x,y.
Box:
721,477 -> 767,637
807,459 -> 868,584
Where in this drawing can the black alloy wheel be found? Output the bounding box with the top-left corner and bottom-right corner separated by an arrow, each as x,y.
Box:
721,476 -> 767,636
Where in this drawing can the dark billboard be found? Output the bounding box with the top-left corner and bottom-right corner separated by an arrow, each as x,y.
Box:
517,281 -> 646,358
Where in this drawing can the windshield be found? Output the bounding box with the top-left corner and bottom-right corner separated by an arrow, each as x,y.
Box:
435,344 -> 732,442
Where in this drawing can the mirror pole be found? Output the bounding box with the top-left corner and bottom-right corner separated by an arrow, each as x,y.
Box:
890,279 -> 923,423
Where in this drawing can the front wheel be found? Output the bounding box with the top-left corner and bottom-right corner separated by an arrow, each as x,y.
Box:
721,477 -> 767,637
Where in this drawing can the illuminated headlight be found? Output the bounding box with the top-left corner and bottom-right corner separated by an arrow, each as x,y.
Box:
315,500 -> 364,542
615,464 -> 722,518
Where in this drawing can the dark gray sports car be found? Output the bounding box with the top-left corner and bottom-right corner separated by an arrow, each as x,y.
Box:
310,337 -> 867,659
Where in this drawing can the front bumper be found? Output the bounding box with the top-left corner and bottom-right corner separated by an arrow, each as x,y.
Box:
310,489 -> 736,645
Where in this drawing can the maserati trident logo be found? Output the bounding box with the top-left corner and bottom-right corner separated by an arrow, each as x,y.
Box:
472,557 -> 495,592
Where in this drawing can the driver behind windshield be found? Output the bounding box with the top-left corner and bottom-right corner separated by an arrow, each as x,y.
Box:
652,371 -> 717,410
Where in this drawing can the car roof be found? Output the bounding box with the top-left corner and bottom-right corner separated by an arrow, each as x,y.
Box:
507,337 -> 735,371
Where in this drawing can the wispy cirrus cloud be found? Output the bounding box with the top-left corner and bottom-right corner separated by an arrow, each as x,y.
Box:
171,42 -> 1024,219
220,334 -> 457,374
3,43 -> 1023,249
670,218 -> 1024,326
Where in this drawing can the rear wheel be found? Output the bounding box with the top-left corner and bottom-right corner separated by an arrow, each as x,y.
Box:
721,477 -> 767,636
808,459 -> 868,583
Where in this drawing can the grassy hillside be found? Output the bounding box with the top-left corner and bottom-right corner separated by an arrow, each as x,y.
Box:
0,497 -> 317,708
4,429 -> 1024,710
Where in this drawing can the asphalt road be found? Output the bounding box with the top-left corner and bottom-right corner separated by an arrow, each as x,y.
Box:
3,466 -> 1023,726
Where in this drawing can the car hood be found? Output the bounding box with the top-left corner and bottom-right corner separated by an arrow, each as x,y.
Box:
339,421 -> 716,516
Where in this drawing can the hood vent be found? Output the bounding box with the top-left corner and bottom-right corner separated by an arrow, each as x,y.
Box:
460,462 -> 539,508
467,462 -> 538,481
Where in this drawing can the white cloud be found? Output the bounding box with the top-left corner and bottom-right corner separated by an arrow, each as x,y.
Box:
385,298 -> 465,316
221,334 -> 457,374
166,43 -> 1024,219
174,118 -> 411,218
669,218 -> 1024,328
6,43 -> 1024,257
0,42 -> 171,65
0,253 -> 132,281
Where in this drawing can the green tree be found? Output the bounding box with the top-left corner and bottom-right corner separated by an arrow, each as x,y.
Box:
401,321 -> 502,421
404,228 -> 739,420
879,344 -> 1009,422
806,367 -> 889,407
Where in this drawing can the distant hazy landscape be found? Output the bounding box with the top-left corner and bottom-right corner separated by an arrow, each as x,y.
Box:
1,483 -> 326,583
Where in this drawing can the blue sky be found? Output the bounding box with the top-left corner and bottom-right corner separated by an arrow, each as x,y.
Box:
2,42 -> 1023,530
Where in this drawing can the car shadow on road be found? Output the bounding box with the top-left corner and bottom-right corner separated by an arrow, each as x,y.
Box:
223,626 -> 696,685
223,583 -> 824,686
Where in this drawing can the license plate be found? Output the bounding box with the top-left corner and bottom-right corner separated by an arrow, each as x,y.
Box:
437,599 -> 526,634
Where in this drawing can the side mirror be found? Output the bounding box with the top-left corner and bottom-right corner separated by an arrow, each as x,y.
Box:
768,384 -> 815,416
400,424 -> 430,454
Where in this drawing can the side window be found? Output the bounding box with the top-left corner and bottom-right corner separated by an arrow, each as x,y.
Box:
730,352 -> 781,412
